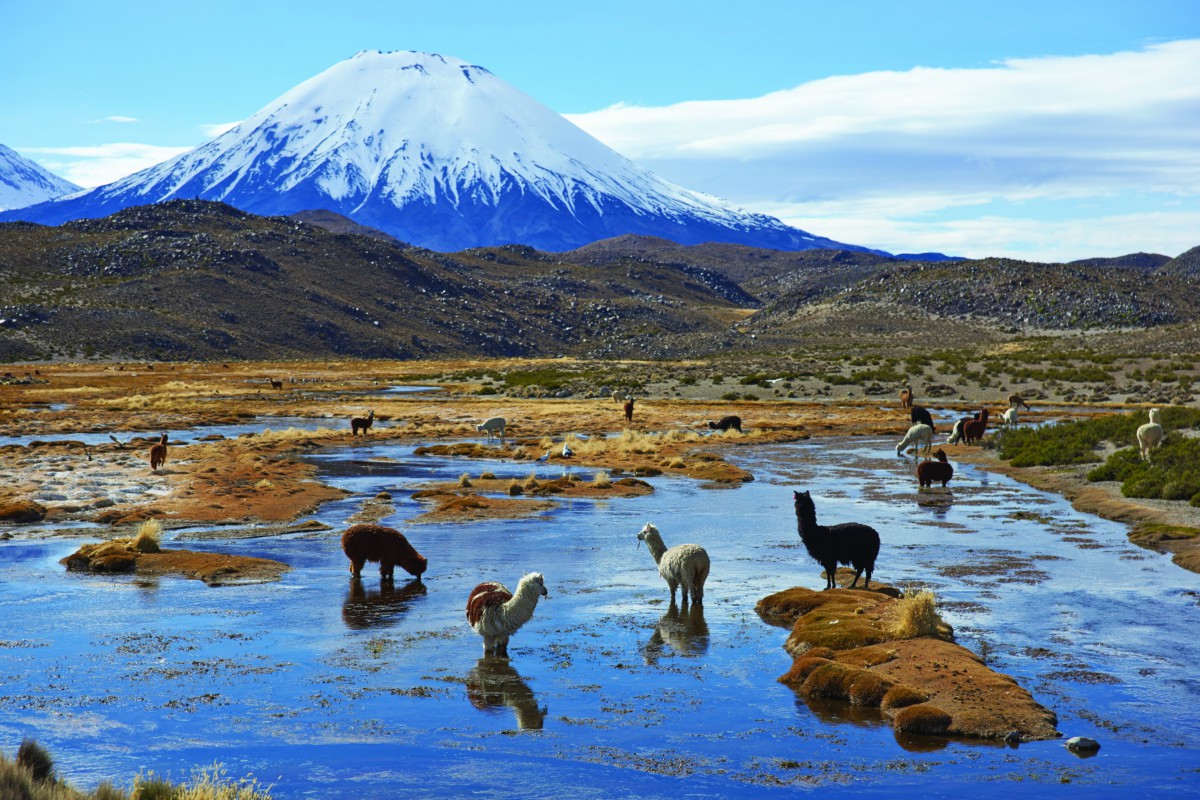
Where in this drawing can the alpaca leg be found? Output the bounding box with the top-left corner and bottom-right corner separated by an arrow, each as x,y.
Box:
848,568 -> 862,589
498,637 -> 509,657
380,560 -> 394,581
823,562 -> 837,590
350,558 -> 365,577
668,579 -> 679,605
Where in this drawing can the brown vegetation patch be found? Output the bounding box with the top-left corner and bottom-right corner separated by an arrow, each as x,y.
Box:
758,586 -> 1058,741
409,491 -> 556,523
60,537 -> 289,585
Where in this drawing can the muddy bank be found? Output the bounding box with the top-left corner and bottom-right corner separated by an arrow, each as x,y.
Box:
757,585 -> 1060,742
952,447 -> 1200,575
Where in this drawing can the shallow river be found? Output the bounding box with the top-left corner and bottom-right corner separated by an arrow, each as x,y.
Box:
1,433 -> 1197,798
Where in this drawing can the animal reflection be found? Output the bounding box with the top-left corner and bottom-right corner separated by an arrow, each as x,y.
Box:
643,603 -> 710,664
466,656 -> 547,730
341,577 -> 427,630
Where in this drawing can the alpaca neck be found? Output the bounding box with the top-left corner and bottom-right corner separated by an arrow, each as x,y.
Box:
795,500 -> 824,541
642,533 -> 668,564
503,578 -> 543,626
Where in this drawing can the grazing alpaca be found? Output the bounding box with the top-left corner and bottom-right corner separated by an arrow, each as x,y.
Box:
1137,408 -> 1164,461
476,416 -> 507,442
636,522 -> 710,606
963,408 -> 990,444
793,490 -> 880,590
899,385 -> 914,409
1007,393 -> 1031,411
1001,407 -> 1020,428
466,573 -> 549,657
895,423 -> 933,457
350,409 -> 375,436
909,404 -> 936,432
707,415 -> 742,433
341,524 -> 427,581
149,433 -> 168,471
624,397 -> 635,424
917,449 -> 954,488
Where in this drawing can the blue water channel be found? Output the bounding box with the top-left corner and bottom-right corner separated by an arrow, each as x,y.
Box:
0,432 -> 1197,798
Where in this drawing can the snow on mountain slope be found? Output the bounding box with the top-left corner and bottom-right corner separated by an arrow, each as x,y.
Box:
1,51 -> 876,253
0,144 -> 80,211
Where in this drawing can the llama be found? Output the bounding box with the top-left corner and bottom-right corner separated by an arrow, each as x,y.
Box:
269,378 -> 283,390
341,524 -> 427,581
466,573 -> 549,657
149,433 -> 168,471
636,522 -> 710,606
899,385 -> 914,409
910,404 -> 936,432
793,490 -> 880,590
963,408 -> 990,444
1007,393 -> 1032,411
707,415 -> 742,433
917,449 -> 954,488
895,423 -> 933,457
1001,407 -> 1020,428
476,416 -> 507,442
624,397 -> 635,424
1137,408 -> 1164,461
350,409 -> 375,436
947,411 -> 983,445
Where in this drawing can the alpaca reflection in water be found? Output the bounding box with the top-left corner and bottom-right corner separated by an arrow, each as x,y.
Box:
643,602 -> 710,665
466,657 -> 547,730
341,577 -> 427,630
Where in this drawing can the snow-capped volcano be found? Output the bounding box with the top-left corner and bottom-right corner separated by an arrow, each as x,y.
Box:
2,51 -> 869,253
0,144 -> 80,211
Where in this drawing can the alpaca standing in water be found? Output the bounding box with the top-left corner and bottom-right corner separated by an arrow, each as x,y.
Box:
466,573 -> 549,657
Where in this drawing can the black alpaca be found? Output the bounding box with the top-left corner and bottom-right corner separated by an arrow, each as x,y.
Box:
793,490 -> 880,590
910,404 -> 936,432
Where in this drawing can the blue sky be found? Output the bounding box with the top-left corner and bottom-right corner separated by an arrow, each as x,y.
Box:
3,0 -> 1198,260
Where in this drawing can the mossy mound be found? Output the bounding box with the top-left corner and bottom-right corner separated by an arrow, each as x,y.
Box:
61,538 -> 290,585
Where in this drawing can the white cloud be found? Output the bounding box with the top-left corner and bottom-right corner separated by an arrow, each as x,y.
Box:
22,143 -> 193,188
567,39 -> 1200,260
89,115 -> 139,124
199,120 -> 241,138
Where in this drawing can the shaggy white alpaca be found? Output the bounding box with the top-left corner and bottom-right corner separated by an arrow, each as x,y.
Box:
1001,407 -> 1020,428
476,416 -> 506,442
466,572 -> 549,656
1137,408 -> 1164,461
895,423 -> 933,456
636,522 -> 710,606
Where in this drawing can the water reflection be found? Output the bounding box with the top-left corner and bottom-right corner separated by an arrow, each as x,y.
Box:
466,656 -> 547,730
916,490 -> 954,517
341,577 -> 427,630
643,602 -> 710,664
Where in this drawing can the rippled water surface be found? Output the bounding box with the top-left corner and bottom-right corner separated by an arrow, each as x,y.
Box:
1,434 -> 1197,798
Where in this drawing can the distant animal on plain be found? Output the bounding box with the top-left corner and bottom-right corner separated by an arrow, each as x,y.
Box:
896,423 -> 933,456
466,573 -> 549,657
350,409 -> 375,436
149,433 -> 168,471
1137,408 -> 1164,461
1007,393 -> 1031,411
899,385 -> 914,409
963,408 -> 990,444
910,404 -> 935,431
1001,407 -> 1020,428
268,377 -> 282,390
917,449 -> 954,488
476,416 -> 507,442
341,524 -> 427,581
624,397 -> 635,424
636,522 -> 710,606
793,490 -> 880,590
707,415 -> 742,433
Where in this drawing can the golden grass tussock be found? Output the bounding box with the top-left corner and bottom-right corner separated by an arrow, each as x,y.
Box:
254,479 -> 275,490
131,519 -> 162,553
522,473 -> 540,490
591,470 -> 612,488
458,473 -> 473,487
479,471 -> 496,480
251,426 -> 341,443
892,703 -> 953,735
507,481 -> 524,496
886,589 -> 950,640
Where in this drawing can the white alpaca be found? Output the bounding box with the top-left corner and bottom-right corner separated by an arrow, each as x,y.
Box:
1137,408 -> 1164,461
895,423 -> 933,456
476,416 -> 507,442
466,573 -> 548,656
1001,407 -> 1019,428
636,522 -> 710,606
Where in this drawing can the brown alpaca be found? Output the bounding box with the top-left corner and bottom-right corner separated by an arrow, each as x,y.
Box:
899,385 -> 914,409
341,524 -> 427,581
268,377 -> 282,389
149,433 -> 168,470
917,449 -> 954,487
1007,393 -> 1031,411
963,408 -> 990,444
350,409 -> 375,436
624,398 -> 635,424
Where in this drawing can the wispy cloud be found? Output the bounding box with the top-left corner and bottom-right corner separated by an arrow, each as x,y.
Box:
567,39 -> 1200,260
22,143 -> 193,189
199,121 -> 241,138
89,115 -> 139,124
